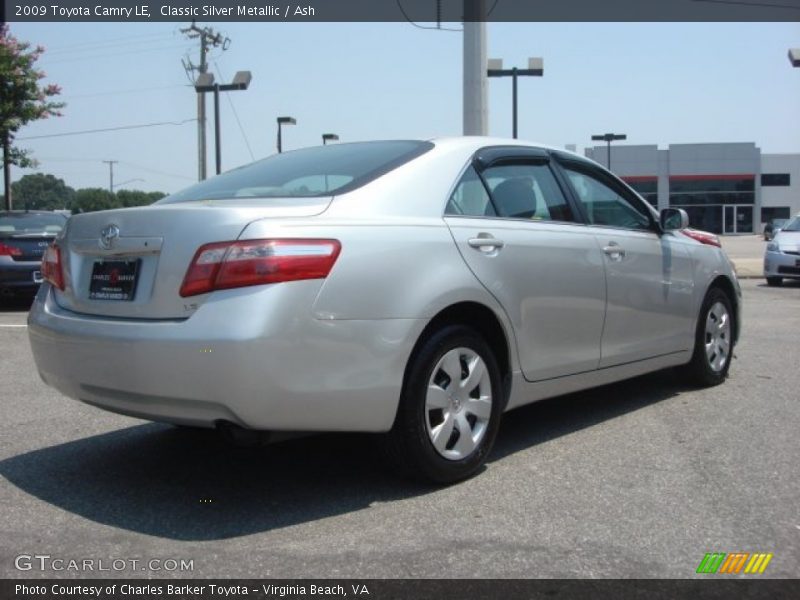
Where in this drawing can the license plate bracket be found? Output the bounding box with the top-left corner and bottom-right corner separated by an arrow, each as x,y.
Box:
89,259 -> 140,301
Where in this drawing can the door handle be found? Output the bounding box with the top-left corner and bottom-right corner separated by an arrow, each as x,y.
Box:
468,236 -> 505,251
603,243 -> 625,261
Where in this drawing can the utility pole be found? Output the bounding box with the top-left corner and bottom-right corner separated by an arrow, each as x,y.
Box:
2,132 -> 11,210
181,21 -> 230,181
463,0 -> 488,136
102,160 -> 117,193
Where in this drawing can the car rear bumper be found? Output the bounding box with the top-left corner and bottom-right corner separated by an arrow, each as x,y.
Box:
28,282 -> 426,432
0,260 -> 42,295
764,251 -> 800,279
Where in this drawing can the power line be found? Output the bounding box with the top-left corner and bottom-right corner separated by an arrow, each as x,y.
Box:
46,31 -> 177,53
119,161 -> 194,181
60,84 -> 189,100
213,61 -> 256,161
29,157 -> 194,181
17,119 -> 197,140
42,43 -> 195,65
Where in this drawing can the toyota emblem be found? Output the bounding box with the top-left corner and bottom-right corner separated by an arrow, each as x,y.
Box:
99,224 -> 120,249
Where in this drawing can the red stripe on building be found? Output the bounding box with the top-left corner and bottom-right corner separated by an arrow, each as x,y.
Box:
621,176 -> 657,183
669,174 -> 755,181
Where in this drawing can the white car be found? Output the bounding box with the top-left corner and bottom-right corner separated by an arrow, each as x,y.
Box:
764,214 -> 800,286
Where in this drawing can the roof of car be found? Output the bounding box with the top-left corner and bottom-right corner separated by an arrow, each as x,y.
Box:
429,136 -> 596,165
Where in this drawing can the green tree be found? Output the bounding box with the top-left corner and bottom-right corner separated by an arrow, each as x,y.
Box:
11,173 -> 75,211
72,188 -> 119,214
116,189 -> 156,208
1,25 -> 65,209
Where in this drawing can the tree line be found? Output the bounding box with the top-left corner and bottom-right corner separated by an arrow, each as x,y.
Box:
0,173 -> 166,213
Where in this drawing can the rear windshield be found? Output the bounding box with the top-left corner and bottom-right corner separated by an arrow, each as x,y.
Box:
159,140 -> 433,204
0,212 -> 67,234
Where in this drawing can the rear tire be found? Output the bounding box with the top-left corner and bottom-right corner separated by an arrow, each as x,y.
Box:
385,325 -> 504,484
766,276 -> 782,287
683,287 -> 734,387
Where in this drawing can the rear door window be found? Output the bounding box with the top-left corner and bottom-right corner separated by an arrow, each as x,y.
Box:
482,163 -> 575,222
446,165 -> 496,217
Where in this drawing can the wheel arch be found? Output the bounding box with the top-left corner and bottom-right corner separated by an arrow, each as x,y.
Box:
707,274 -> 740,345
403,301 -> 513,409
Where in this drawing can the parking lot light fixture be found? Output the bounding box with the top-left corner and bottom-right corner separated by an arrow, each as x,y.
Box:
591,132 -> 627,170
322,133 -> 339,145
789,48 -> 800,67
487,56 -> 544,139
277,116 -> 296,153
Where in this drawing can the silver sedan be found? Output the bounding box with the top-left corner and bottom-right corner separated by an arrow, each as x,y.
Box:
764,214 -> 800,286
28,138 -> 742,483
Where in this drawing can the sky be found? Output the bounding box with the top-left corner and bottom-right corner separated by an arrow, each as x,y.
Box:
5,21 -> 800,194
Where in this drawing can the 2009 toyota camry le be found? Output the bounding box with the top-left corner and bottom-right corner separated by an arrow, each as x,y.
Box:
28,138 -> 741,483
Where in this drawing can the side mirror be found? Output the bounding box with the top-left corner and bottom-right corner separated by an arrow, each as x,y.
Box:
660,207 -> 689,231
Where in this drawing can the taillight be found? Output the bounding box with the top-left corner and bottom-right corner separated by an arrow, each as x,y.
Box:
180,239 -> 341,297
681,228 -> 721,248
42,244 -> 65,290
0,243 -> 22,257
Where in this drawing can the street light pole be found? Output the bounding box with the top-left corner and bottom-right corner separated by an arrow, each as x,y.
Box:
213,85 -> 221,175
512,67 -> 518,138
322,133 -> 339,145
277,117 -> 296,153
487,57 -> 544,139
591,133 -> 627,170
195,71 -> 252,175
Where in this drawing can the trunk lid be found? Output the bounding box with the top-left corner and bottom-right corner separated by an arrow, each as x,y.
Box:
55,199 -> 330,319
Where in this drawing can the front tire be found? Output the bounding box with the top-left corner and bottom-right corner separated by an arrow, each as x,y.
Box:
766,276 -> 782,287
684,287 -> 734,387
385,325 -> 504,484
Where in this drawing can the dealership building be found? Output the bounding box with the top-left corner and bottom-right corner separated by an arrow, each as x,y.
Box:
584,143 -> 800,234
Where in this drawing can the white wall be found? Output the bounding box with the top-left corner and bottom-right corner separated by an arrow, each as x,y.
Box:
761,154 -> 800,216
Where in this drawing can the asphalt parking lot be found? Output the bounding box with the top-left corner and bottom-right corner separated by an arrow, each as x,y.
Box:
0,279 -> 798,579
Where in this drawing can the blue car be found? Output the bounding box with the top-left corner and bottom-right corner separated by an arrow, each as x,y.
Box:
0,211 -> 67,301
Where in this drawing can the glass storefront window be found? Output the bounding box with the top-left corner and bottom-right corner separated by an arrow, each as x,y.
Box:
669,192 -> 754,205
673,204 -> 754,234
669,177 -> 755,193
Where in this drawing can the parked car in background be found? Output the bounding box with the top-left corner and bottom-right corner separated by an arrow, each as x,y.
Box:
0,211 -> 68,302
763,218 -> 789,241
764,214 -> 800,286
28,138 -> 741,483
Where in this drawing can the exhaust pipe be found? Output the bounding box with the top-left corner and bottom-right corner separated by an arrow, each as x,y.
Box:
215,421 -> 312,447
216,421 -> 271,447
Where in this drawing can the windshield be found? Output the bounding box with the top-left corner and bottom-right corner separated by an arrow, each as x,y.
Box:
781,216 -> 800,232
159,141 -> 433,204
0,212 -> 67,235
